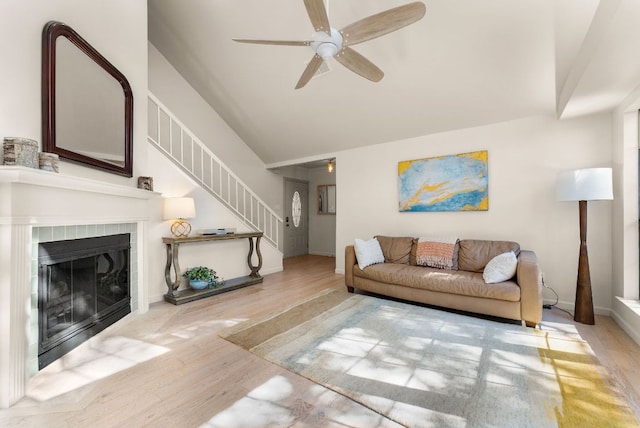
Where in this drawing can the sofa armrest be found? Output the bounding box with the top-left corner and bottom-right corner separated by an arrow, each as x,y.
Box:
517,250 -> 543,327
345,245 -> 356,289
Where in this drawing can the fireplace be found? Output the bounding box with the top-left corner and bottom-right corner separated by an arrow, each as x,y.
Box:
0,168 -> 155,408
37,233 -> 131,369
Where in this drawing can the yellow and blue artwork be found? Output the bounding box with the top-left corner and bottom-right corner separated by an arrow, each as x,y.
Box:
398,150 -> 488,212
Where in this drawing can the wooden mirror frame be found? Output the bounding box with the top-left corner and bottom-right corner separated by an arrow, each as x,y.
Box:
42,21 -> 133,177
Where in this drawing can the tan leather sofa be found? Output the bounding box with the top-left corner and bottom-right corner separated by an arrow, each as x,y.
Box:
345,236 -> 543,327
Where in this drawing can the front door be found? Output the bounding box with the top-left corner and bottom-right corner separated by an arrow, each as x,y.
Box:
283,178 -> 308,258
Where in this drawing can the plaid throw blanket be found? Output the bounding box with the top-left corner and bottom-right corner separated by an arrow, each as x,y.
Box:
416,237 -> 458,269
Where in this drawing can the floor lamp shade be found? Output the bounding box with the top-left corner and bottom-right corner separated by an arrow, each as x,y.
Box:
556,168 -> 613,202
556,167 -> 613,325
164,197 -> 196,237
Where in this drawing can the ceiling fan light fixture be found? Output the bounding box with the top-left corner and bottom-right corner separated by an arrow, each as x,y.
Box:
311,28 -> 343,60
316,42 -> 338,60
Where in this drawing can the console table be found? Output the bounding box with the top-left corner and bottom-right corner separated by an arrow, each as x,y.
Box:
163,232 -> 263,305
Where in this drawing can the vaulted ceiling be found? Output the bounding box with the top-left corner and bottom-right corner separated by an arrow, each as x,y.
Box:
148,0 -> 640,166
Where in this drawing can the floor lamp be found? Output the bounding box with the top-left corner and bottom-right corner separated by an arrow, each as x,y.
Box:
556,168 -> 613,325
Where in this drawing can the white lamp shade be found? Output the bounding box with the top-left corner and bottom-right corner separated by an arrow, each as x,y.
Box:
556,168 -> 613,201
163,197 -> 196,220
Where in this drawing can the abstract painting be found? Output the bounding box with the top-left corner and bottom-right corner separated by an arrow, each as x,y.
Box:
398,150 -> 488,212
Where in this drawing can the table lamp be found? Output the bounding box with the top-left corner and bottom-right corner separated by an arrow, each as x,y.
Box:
556,167 -> 613,324
164,197 -> 196,238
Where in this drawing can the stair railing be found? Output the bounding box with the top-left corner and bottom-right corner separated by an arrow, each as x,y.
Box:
147,93 -> 282,250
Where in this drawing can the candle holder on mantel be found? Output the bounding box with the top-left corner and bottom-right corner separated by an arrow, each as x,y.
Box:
3,137 -> 39,168
39,152 -> 59,172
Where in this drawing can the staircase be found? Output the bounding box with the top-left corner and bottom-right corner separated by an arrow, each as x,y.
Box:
147,93 -> 283,250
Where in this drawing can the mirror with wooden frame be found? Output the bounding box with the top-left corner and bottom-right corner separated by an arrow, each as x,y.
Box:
317,184 -> 336,214
42,21 -> 133,177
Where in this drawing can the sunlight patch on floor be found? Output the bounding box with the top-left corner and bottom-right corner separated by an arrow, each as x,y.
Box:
200,376 -> 295,428
168,318 -> 248,340
538,319 -> 581,337
25,336 -> 169,402
200,375 -> 396,428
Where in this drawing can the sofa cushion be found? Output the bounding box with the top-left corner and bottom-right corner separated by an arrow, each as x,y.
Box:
483,251 -> 518,283
375,236 -> 414,264
354,238 -> 385,270
458,240 -> 520,273
354,263 -> 520,302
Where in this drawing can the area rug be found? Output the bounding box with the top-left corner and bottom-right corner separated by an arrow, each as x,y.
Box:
219,289 -> 638,427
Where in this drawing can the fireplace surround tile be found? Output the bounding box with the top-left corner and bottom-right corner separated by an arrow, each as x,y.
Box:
53,227 -> 65,242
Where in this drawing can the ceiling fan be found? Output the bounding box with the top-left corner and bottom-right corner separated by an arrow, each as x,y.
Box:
233,0 -> 426,89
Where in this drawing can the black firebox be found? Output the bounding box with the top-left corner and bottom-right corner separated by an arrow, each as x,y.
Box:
38,234 -> 131,369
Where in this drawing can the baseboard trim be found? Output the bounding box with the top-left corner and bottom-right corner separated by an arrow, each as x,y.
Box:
260,266 -> 284,276
611,297 -> 640,346
308,251 -> 336,257
543,298 -> 611,316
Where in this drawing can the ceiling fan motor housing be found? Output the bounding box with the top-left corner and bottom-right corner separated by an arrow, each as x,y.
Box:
311,28 -> 343,60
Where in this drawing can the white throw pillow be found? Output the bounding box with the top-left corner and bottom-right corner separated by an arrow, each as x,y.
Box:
483,251 -> 518,284
354,238 -> 385,270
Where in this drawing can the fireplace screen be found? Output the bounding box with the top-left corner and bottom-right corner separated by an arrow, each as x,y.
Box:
38,234 -> 131,369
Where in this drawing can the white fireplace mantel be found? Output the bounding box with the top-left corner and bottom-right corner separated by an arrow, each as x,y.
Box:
0,166 -> 158,225
0,166 -> 159,408
0,165 -> 158,202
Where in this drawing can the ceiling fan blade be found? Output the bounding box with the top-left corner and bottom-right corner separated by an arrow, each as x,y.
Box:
340,1 -> 426,46
304,0 -> 331,34
334,47 -> 384,82
295,54 -> 324,89
232,38 -> 310,46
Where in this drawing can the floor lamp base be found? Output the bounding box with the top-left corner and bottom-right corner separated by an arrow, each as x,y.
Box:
574,200 -> 595,325
574,280 -> 595,325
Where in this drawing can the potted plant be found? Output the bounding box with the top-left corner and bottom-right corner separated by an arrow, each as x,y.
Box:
183,266 -> 222,290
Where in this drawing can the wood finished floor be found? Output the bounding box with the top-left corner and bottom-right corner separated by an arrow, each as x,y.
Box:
1,254 -> 639,427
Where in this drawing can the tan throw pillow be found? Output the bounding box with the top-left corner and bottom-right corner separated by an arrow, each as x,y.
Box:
483,251 -> 518,283
374,236 -> 414,264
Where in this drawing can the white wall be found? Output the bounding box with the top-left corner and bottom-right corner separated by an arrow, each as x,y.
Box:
0,1 -> 148,184
148,43 -> 283,212
612,109 -> 640,300
0,1 -> 150,309
147,43 -> 283,302
336,113 -> 615,313
610,92 -> 640,343
0,0 -> 149,408
0,0 -> 150,309
308,166 -> 336,257
0,1 -> 284,308
145,145 -> 283,303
